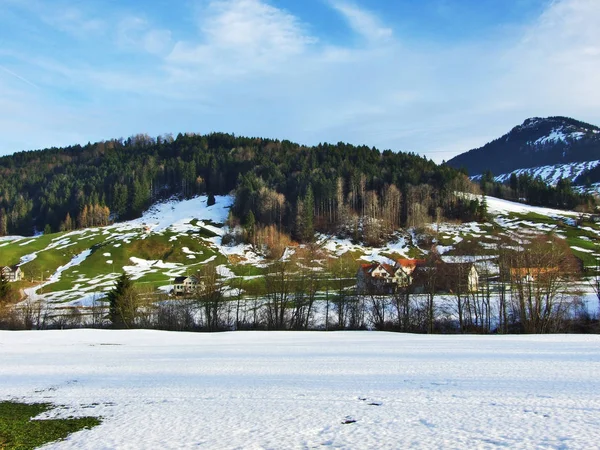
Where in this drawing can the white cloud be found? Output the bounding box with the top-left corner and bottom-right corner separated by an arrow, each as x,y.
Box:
167,0 -> 317,75
329,1 -> 392,43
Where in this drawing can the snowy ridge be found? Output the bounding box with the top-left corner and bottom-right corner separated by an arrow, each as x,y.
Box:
472,160 -> 600,187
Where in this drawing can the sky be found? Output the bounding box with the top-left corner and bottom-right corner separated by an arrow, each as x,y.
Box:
0,0 -> 599,162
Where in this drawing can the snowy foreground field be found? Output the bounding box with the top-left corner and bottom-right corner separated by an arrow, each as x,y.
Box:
1,331 -> 600,449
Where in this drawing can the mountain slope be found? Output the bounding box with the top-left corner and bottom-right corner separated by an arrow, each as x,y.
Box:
471,160 -> 600,186
447,116 -> 600,176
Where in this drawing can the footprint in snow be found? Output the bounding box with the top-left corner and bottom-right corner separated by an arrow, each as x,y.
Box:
358,397 -> 382,406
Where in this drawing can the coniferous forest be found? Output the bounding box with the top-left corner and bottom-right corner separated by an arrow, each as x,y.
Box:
0,133 -> 487,240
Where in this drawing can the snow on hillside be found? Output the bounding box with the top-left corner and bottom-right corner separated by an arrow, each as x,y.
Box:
472,160 -> 600,186
1,331 -> 599,449
533,128 -> 586,146
117,195 -> 233,234
485,195 -> 578,217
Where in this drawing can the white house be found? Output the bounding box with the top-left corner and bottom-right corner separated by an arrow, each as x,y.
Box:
172,276 -> 200,295
1,265 -> 24,282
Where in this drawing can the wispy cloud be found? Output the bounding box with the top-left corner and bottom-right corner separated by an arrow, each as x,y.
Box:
329,1 -> 392,43
167,0 -> 317,75
0,65 -> 39,89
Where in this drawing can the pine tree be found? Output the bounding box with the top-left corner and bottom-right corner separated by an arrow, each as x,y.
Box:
244,211 -> 256,246
478,196 -> 488,222
0,209 -> 7,236
303,185 -> 315,242
207,193 -> 216,207
0,272 -> 10,303
107,272 -> 138,328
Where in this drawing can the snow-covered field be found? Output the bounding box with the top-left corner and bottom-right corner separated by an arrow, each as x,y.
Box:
1,331 -> 599,449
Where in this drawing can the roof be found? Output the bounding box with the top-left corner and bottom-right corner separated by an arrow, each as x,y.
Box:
1,265 -> 20,272
360,263 -> 395,277
174,276 -> 197,284
396,259 -> 426,268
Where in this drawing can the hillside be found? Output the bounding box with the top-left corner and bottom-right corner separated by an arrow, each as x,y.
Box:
472,160 -> 600,187
447,116 -> 600,176
0,133 -> 472,239
1,193 -> 598,332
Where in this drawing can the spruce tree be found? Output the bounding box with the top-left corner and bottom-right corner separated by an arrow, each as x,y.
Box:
0,273 -> 10,303
244,211 -> 256,246
207,193 -> 216,206
303,185 -> 315,242
107,272 -> 138,328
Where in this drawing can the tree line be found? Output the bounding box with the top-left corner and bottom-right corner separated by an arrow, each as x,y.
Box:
478,171 -> 595,211
0,132 -> 483,239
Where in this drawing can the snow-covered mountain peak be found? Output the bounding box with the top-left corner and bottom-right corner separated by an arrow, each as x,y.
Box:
447,116 -> 600,177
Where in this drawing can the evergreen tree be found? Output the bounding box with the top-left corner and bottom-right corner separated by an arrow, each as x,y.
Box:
0,273 -> 10,303
207,192 -> 216,206
244,210 -> 256,245
303,185 -> 315,242
0,209 -> 7,236
107,272 -> 138,328
478,196 -> 488,222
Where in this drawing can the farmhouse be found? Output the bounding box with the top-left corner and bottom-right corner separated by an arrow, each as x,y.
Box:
172,276 -> 200,295
395,258 -> 427,287
357,263 -> 396,294
1,265 -> 24,282
357,259 -> 427,294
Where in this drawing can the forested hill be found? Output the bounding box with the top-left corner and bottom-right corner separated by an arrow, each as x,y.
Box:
0,132 -> 478,238
447,116 -> 600,176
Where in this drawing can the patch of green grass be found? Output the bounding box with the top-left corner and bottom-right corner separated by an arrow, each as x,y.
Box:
407,247 -> 425,258
0,234 -> 58,266
0,401 -> 100,449
562,227 -> 600,266
41,232 -> 227,294
229,264 -> 266,277
509,212 -> 560,225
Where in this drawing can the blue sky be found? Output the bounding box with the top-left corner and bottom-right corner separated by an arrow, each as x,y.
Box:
1,0 -> 599,161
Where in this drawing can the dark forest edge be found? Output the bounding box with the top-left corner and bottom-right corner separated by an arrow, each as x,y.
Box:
0,132 -> 594,241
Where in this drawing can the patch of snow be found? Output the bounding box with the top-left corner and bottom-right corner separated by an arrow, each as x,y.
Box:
485,195 -> 578,217
473,160 -> 600,187
571,246 -> 594,253
216,265 -> 236,279
114,195 -> 233,234
18,253 -> 38,266
123,257 -> 182,280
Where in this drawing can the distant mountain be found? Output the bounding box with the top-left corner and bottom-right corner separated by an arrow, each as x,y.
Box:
447,116 -> 600,177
